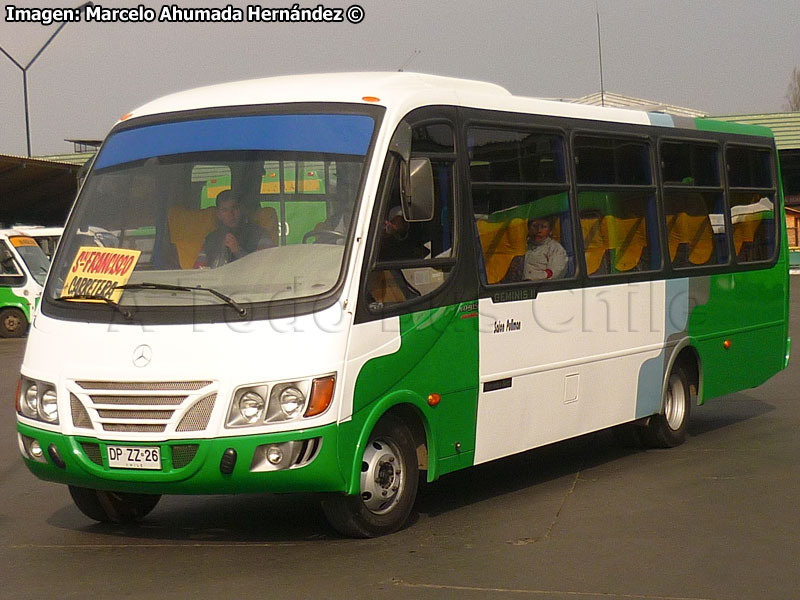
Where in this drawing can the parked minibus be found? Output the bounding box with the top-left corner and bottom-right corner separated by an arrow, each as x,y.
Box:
0,229 -> 50,337
16,73 -> 789,537
14,226 -> 63,259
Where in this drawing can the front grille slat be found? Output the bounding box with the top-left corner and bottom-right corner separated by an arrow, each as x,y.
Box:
90,395 -> 186,406
77,381 -> 212,391
96,409 -> 175,420
103,424 -> 166,433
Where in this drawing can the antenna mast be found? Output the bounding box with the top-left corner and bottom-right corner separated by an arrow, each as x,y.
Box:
398,49 -> 420,72
596,4 -> 605,107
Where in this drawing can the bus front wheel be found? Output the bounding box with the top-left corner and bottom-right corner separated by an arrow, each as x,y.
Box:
68,486 -> 161,523
322,416 -> 419,538
644,366 -> 691,448
0,308 -> 27,338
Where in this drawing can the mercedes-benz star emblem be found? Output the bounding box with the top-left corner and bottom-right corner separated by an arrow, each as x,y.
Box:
132,344 -> 152,368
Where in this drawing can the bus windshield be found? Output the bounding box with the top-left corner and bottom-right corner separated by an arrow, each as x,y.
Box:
9,236 -> 50,286
44,110 -> 378,316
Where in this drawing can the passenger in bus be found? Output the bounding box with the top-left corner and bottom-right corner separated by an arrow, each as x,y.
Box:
378,206 -> 428,262
522,216 -> 568,280
193,191 -> 273,268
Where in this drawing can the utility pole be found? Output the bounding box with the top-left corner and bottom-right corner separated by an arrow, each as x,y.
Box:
0,2 -> 94,157
596,4 -> 605,107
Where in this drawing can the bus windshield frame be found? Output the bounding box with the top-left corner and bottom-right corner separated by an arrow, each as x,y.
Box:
42,104 -> 385,325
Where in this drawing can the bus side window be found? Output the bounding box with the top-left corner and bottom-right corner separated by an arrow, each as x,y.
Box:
575,136 -> 661,276
660,141 -> 727,269
368,122 -> 456,310
726,146 -> 777,263
468,127 -> 574,284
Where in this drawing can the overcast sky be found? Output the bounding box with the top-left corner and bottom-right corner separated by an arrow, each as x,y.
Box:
1,0 -> 798,156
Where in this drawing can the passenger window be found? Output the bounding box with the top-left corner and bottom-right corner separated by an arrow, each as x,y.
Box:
727,146 -> 777,263
661,142 -> 720,186
368,123 -> 456,309
660,142 -> 727,269
575,136 -> 660,276
469,127 -> 573,284
0,242 -> 22,281
574,136 -> 651,185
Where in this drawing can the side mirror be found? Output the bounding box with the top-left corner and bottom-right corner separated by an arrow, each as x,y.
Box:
401,158 -> 435,222
388,121 -> 411,163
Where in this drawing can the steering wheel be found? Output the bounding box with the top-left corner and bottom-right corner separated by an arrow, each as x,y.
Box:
302,229 -> 346,244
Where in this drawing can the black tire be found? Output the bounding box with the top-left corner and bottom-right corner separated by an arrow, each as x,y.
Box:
0,307 -> 27,338
321,416 -> 419,538
642,365 -> 691,448
68,486 -> 161,523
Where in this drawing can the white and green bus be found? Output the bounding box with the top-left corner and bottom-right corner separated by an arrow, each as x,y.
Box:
0,229 -> 50,337
16,73 -> 789,537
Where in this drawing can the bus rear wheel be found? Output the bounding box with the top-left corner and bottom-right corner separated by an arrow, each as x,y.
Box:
643,365 -> 691,448
68,486 -> 161,523
0,307 -> 27,338
322,416 -> 419,538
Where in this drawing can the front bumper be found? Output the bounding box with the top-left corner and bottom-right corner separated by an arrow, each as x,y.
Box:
17,422 -> 346,495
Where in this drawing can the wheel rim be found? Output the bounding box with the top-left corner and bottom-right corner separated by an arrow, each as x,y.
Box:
665,373 -> 686,431
360,437 -> 405,515
3,312 -> 21,332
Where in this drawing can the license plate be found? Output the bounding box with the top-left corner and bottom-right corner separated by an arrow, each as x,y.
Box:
107,445 -> 161,470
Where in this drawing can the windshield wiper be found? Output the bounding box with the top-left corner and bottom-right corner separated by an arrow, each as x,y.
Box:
116,282 -> 247,317
56,295 -> 133,320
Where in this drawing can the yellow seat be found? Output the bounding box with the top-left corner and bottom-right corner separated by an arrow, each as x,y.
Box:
685,215 -> 714,265
667,212 -> 714,266
168,205 -> 280,269
733,216 -> 762,256
168,206 -> 218,269
606,216 -> 647,272
476,218 -> 528,284
581,215 -> 609,275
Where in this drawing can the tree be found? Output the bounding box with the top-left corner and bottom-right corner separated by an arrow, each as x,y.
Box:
786,67 -> 800,111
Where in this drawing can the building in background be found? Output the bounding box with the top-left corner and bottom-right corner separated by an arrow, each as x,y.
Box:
0,140 -> 98,228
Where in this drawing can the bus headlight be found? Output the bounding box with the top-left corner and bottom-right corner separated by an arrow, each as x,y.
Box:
24,383 -> 39,417
227,387 -> 268,427
226,375 -> 335,428
238,391 -> 265,423
40,388 -> 59,423
278,386 -> 305,418
17,377 -> 59,424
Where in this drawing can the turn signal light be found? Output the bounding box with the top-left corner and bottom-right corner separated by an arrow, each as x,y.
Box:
305,376 -> 335,417
427,393 -> 441,407
723,339 -> 732,350
362,96 -> 381,103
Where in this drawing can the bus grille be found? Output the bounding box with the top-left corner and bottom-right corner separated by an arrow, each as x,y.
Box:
69,381 -> 217,434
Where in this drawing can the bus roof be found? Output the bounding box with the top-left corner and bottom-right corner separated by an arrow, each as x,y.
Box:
121,72 -> 773,139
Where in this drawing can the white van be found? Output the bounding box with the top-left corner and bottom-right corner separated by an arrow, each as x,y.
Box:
13,226 -> 63,259
0,229 -> 50,337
